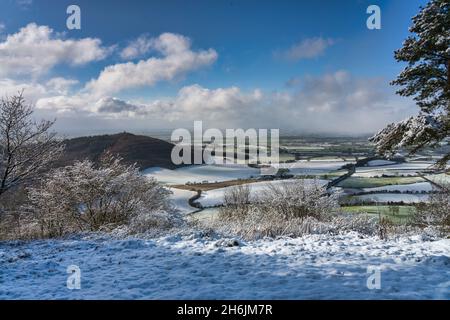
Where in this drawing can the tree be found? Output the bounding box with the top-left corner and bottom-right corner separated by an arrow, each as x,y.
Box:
370,0 -> 450,167
0,92 -> 63,198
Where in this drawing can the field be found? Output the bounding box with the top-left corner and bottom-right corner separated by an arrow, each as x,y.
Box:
342,205 -> 416,224
337,176 -> 425,188
141,136 -> 447,222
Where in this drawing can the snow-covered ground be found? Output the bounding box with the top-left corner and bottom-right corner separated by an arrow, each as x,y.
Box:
168,188 -> 198,214
0,232 -> 448,299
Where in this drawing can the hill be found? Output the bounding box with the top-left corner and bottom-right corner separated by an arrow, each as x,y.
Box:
55,132 -> 178,170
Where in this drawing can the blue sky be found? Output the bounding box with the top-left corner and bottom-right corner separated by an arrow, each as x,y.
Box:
0,0 -> 428,135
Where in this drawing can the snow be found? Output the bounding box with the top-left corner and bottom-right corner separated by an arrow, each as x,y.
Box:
168,188 -> 198,214
0,232 -> 448,299
276,160 -> 352,176
196,179 -> 329,207
143,164 -> 260,185
362,182 -> 433,193
366,160 -> 397,167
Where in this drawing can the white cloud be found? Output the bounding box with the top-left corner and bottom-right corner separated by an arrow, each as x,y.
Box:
7,69 -> 415,135
0,77 -> 81,112
95,97 -> 139,113
0,23 -> 5,33
86,71 -> 414,134
86,33 -> 218,96
45,77 -> 79,95
120,34 -> 153,59
275,37 -> 335,61
0,23 -> 111,77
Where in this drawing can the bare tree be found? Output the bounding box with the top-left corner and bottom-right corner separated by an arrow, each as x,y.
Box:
0,92 -> 63,198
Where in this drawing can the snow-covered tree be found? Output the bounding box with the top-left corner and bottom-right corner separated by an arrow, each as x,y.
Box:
370,0 -> 450,167
0,92 -> 63,198
28,154 -> 172,237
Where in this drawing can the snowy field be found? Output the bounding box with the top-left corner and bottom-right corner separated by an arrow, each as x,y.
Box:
353,162 -> 438,178
366,160 -> 398,167
0,232 -> 448,299
362,182 -> 434,193
143,165 -> 260,185
277,160 -> 351,176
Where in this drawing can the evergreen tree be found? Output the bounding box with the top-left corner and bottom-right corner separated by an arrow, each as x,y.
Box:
371,0 -> 450,167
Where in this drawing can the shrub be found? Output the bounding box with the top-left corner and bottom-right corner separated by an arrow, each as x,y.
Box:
27,154 -> 172,238
256,179 -> 339,221
219,184 -> 251,220
214,179 -> 341,239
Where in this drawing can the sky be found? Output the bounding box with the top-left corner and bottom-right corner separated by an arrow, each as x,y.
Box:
0,0 -> 428,136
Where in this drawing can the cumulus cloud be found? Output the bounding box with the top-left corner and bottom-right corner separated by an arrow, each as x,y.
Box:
96,97 -> 139,113
62,71 -> 412,134
275,37 -> 335,61
0,77 -> 83,114
120,34 -> 153,59
0,23 -> 111,77
7,69 -> 415,135
86,33 -> 218,96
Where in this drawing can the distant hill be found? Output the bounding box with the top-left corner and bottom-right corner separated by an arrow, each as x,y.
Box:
55,132 -> 179,170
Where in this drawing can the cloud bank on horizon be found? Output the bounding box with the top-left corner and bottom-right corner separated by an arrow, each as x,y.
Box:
0,0 -> 423,136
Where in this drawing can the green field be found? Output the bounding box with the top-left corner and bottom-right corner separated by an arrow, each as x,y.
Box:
337,176 -> 424,188
342,205 -> 416,224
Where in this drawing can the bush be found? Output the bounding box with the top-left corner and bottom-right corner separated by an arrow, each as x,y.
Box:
219,184 -> 251,220
215,179 -> 342,239
26,154 -> 173,238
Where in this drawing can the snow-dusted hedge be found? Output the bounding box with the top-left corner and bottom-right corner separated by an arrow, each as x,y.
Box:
210,180 -> 348,239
